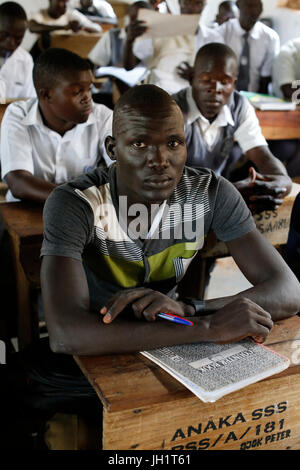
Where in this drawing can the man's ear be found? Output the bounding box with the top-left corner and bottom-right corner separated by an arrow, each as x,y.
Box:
105,135 -> 116,160
39,87 -> 51,102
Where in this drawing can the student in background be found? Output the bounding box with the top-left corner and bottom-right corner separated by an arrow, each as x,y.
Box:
0,48 -> 112,203
214,1 -> 239,26
173,43 -> 291,213
124,0 -> 223,94
29,0 -> 102,35
75,0 -> 117,26
0,2 -> 35,99
88,1 -> 152,108
40,84 -> 300,357
196,0 -> 280,93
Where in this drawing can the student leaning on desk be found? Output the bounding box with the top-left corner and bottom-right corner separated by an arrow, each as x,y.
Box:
40,84 -> 300,356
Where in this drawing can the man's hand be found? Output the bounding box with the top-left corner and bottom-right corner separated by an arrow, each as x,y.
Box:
207,298 -> 274,344
100,288 -> 193,323
234,167 -> 289,213
66,20 -> 82,33
176,62 -> 194,84
126,20 -> 148,43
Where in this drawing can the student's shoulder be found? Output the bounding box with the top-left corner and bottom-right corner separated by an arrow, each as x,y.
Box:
91,103 -> 113,121
257,21 -> 279,41
10,46 -> 33,65
2,98 -> 37,124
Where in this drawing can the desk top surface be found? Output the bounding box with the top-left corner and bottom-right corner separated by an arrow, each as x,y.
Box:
0,201 -> 43,240
255,107 -> 300,139
75,316 -> 300,413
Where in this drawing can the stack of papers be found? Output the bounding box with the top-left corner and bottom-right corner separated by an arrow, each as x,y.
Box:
241,91 -> 297,111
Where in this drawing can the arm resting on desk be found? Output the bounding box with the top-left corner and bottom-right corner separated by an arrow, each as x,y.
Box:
5,170 -> 56,203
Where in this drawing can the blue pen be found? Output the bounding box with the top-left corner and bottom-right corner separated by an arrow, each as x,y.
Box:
157,312 -> 193,326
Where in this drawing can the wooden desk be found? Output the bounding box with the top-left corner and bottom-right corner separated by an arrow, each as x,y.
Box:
255,108 -> 300,140
75,316 -> 300,450
48,32 -> 102,58
0,202 -> 43,350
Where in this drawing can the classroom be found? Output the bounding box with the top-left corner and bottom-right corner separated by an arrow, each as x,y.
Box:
0,0 -> 300,453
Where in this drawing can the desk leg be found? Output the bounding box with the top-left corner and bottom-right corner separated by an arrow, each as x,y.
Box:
8,231 -> 39,350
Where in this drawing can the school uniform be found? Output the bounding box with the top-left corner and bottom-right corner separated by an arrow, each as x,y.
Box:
173,87 -> 267,176
0,47 -> 35,99
133,23 -> 223,94
195,18 -> 280,92
30,7 -> 101,32
0,99 -> 113,202
272,37 -> 300,99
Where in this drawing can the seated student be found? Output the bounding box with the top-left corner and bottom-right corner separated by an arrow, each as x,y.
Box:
196,0 -> 280,94
40,84 -> 300,356
29,0 -> 102,34
124,0 -> 223,94
269,37 -> 300,178
75,0 -> 117,25
0,48 -> 112,203
0,2 -> 35,99
173,43 -> 292,212
88,1 -> 152,107
214,1 -> 239,26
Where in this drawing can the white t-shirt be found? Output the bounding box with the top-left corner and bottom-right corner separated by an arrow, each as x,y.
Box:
30,8 -> 101,33
0,47 -> 35,99
133,22 -> 223,94
185,86 -> 267,153
0,99 -> 113,201
197,18 -> 280,92
272,37 -> 300,99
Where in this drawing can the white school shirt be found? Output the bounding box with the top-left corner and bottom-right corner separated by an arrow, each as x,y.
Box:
0,99 -> 113,202
133,22 -> 223,94
30,8 -> 101,32
195,18 -> 280,92
0,47 -> 35,99
272,38 -> 300,99
88,28 -> 126,66
185,87 -> 267,153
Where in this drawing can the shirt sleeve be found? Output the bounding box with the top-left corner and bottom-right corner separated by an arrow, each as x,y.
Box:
41,186 -> 93,261
94,0 -> 116,18
272,47 -> 297,89
260,31 -> 280,77
211,176 -> 256,242
133,37 -> 153,62
233,97 -> 267,153
70,9 -> 102,31
0,103 -> 34,180
88,31 -> 111,66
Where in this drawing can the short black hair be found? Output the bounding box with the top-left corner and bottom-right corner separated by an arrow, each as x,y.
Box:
195,42 -> 238,67
113,84 -> 179,136
0,1 -> 27,21
33,48 -> 92,94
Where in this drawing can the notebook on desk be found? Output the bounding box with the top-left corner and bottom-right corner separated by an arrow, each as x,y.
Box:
240,91 -> 297,111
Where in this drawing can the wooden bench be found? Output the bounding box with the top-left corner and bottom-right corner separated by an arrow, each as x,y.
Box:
74,315 -> 300,450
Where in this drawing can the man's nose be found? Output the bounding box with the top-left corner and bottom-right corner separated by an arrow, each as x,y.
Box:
6,35 -> 17,50
209,81 -> 223,93
147,147 -> 169,168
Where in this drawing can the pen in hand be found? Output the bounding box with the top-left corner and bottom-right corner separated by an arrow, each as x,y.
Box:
157,312 -> 194,326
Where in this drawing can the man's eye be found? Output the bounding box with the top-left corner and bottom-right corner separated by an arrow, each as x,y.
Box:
168,140 -> 180,148
132,142 -> 146,148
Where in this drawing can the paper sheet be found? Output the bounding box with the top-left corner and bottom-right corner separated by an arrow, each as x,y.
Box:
95,65 -> 149,87
137,9 -> 200,39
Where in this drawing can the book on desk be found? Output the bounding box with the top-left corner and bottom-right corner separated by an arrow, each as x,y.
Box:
141,339 -> 289,403
241,91 -> 297,111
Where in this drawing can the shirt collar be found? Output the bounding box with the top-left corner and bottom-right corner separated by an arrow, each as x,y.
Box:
232,17 -> 261,39
186,86 -> 235,127
22,98 -> 97,129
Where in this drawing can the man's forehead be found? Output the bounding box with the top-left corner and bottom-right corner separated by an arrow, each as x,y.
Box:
113,104 -> 184,136
0,17 -> 27,31
195,55 -> 237,75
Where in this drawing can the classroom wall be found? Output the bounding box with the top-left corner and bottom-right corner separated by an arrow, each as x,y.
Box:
1,0 -> 300,50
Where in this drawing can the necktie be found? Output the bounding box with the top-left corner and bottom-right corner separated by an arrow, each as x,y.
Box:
236,33 -> 250,91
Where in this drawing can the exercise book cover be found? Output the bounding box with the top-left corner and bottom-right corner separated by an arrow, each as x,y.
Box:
141,341 -> 289,402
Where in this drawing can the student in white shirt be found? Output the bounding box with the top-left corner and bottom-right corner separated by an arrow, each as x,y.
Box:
272,37 -> 300,100
29,0 -> 102,35
0,2 -> 35,99
173,43 -> 291,213
196,0 -> 280,93
0,48 -> 112,203
76,0 -> 117,25
124,0 -> 223,94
